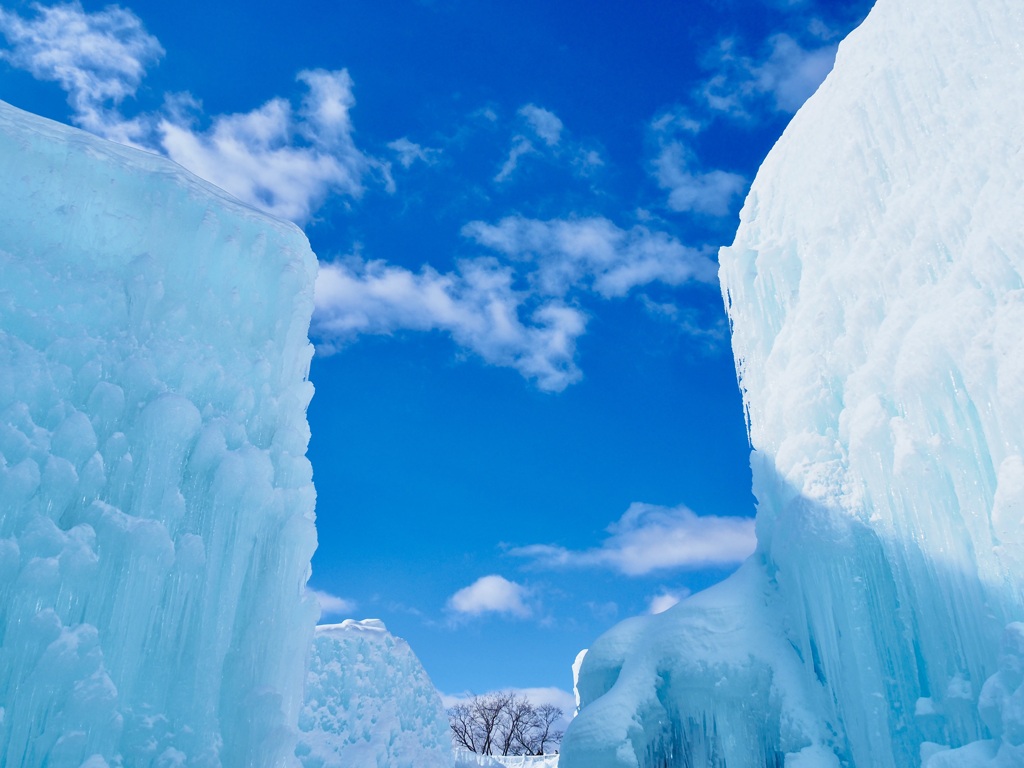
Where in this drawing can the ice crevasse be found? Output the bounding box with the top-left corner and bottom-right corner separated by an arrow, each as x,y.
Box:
0,99 -> 320,766
561,0 -> 1024,766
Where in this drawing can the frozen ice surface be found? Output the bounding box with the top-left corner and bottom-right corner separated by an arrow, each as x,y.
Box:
296,619 -> 454,768
0,99 -> 320,766
562,0 -> 1024,766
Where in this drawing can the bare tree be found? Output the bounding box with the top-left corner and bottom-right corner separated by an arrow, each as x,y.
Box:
448,692 -> 564,756
529,703 -> 564,755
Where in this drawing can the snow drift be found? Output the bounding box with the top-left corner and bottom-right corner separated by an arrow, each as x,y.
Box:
0,99 -> 320,767
561,0 -> 1024,765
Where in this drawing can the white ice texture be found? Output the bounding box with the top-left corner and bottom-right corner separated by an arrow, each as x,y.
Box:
295,619 -> 454,768
0,99 -> 320,766
561,0 -> 1024,766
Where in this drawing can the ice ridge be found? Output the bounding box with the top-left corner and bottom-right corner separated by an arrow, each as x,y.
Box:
0,99 -> 320,767
561,0 -> 1024,765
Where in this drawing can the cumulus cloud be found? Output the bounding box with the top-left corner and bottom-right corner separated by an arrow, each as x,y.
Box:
509,502 -> 756,576
701,33 -> 838,118
647,587 -> 691,614
462,215 -> 717,298
0,0 -> 162,139
312,212 -> 720,391
0,3 -> 381,223
158,69 -> 379,222
308,588 -> 357,619
387,136 -> 441,168
447,575 -> 532,618
313,256 -> 586,392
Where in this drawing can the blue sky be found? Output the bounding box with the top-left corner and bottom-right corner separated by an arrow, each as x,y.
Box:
0,0 -> 872,708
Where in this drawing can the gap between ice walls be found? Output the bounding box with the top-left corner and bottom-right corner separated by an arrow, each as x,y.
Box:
4,0 -> 1024,766
559,0 -> 1024,766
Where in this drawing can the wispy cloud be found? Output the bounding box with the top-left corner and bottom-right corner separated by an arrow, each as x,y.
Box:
0,3 -> 382,223
495,134 -> 535,182
700,33 -> 837,118
313,255 -> 586,392
462,215 -> 717,298
387,136 -> 441,168
647,587 -> 691,614
447,575 -> 532,619
648,110 -> 746,217
639,295 -> 728,349
518,104 -> 563,147
308,588 -> 357,619
509,502 -> 756,576
495,104 -> 597,183
0,0 -> 162,140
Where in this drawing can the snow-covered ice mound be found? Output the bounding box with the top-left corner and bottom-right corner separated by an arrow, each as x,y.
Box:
0,99 -> 320,766
561,0 -> 1024,765
296,619 -> 454,768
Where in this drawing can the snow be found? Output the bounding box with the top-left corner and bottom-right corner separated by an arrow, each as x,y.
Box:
0,98 -> 320,766
454,750 -> 559,768
296,619 -> 454,768
561,0 -> 1024,766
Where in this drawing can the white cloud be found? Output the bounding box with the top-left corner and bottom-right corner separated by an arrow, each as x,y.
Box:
158,69 -> 380,222
647,108 -> 745,217
462,215 -> 717,298
312,213 -> 721,392
0,0 -> 162,139
0,4 -> 381,223
495,135 -> 535,182
494,104 -> 571,182
387,136 -> 441,168
313,256 -> 586,392
308,588 -> 357,618
701,33 -> 837,117
639,295 -> 728,349
509,502 -> 756,576
447,575 -> 532,618
652,141 -> 746,216
518,103 -> 563,146
647,587 -> 691,614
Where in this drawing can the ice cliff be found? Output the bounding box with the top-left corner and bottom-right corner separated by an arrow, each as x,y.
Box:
0,99 -> 320,766
561,0 -> 1024,766
296,619 -> 454,768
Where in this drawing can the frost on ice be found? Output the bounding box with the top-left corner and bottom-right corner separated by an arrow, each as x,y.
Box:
296,619 -> 454,768
562,0 -> 1024,766
0,99 -> 320,766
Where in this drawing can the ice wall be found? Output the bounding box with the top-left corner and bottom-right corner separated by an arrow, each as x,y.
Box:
296,619 -> 454,768
0,99 -> 320,766
562,0 -> 1024,766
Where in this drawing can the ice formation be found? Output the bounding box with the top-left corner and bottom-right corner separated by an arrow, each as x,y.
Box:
296,619 -> 454,768
561,0 -> 1024,766
0,99 -> 320,766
